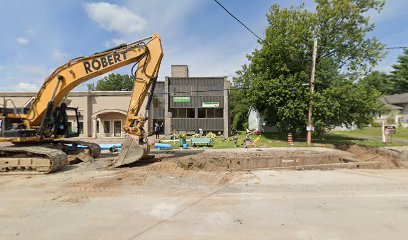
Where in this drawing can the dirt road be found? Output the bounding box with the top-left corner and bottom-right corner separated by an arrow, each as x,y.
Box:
1,156 -> 408,240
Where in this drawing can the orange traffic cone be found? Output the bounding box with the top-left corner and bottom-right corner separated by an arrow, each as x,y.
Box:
288,133 -> 294,145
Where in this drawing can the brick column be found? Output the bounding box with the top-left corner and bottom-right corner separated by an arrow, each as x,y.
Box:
92,117 -> 97,138
164,77 -> 171,135
82,93 -> 92,137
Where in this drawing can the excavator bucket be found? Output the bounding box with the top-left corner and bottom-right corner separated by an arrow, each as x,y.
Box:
112,135 -> 149,167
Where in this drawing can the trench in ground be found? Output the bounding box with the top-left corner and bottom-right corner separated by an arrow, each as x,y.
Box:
166,145 -> 402,171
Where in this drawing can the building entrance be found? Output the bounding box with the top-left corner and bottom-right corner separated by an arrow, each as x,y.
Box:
153,119 -> 164,134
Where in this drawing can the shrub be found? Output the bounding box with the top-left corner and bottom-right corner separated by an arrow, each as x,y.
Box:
371,121 -> 382,127
206,132 -> 216,139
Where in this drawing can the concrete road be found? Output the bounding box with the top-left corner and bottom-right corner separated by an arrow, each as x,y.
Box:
1,168 -> 408,240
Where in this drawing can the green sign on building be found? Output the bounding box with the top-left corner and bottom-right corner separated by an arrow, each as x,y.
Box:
173,96 -> 191,103
202,102 -> 220,107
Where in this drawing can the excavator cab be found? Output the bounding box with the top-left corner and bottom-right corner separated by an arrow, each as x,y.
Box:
0,102 -> 79,139
63,107 -> 81,138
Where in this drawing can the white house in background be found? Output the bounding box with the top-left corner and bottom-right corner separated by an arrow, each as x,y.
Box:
248,106 -> 358,132
331,123 -> 358,131
248,107 -> 277,132
378,93 -> 408,127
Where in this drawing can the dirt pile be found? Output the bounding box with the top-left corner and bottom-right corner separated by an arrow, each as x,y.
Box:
160,147 -> 406,171
339,145 -> 407,169
52,146 -> 407,203
63,145 -> 406,181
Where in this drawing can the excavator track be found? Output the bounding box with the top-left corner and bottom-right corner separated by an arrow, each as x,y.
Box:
56,140 -> 102,158
0,146 -> 68,174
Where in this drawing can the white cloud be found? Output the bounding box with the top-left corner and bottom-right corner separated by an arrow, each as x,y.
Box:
52,49 -> 69,62
16,65 -> 48,77
0,65 -> 49,91
84,2 -> 146,35
368,0 -> 408,24
16,37 -> 29,45
104,38 -> 126,48
0,65 -> 4,73
125,0 -> 203,36
25,29 -> 36,35
13,82 -> 38,92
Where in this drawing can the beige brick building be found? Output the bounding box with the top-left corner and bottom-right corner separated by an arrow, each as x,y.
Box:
0,66 -> 231,138
0,91 -> 141,138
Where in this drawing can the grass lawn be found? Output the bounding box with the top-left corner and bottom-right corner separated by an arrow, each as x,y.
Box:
159,127 -> 408,149
324,127 -> 408,147
161,131 -> 332,149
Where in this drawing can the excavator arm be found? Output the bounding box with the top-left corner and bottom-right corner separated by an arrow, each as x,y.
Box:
27,33 -> 163,136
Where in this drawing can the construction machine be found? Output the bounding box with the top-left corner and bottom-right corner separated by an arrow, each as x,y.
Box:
0,33 -> 163,173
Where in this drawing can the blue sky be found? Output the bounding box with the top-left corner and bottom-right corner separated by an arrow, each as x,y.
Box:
0,0 -> 406,91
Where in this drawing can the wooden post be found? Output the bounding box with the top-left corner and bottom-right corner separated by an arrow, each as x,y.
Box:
307,39 -> 317,145
381,120 -> 386,143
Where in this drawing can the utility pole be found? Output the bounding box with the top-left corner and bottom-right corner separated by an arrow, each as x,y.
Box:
307,39 -> 317,145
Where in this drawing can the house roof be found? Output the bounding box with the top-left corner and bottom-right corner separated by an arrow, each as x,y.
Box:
383,93 -> 408,105
384,102 -> 403,110
381,93 -> 408,111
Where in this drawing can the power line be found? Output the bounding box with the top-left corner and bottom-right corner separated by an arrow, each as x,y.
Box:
385,46 -> 407,50
213,0 -> 266,44
213,0 -> 407,51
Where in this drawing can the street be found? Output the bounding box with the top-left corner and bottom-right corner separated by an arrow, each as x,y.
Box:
1,166 -> 408,240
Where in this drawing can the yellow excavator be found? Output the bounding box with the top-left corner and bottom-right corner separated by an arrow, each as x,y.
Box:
0,33 -> 163,173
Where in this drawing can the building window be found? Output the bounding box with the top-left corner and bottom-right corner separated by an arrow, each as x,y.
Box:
171,108 -> 195,118
96,120 -> 100,134
113,120 -> 122,137
78,121 -> 83,134
197,108 -> 223,118
187,108 -> 195,118
215,108 -> 223,118
153,98 -> 160,108
198,108 -> 206,118
179,109 -> 187,118
170,109 -> 176,118
103,120 -> 110,133
207,108 -> 215,118
67,122 -> 72,134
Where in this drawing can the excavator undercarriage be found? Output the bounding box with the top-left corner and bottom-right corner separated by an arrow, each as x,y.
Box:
0,146 -> 68,173
0,140 -> 102,174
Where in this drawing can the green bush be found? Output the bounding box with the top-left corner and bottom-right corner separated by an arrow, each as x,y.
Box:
371,121 -> 382,127
206,132 -> 216,139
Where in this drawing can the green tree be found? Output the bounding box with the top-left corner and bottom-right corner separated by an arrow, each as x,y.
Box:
234,0 -> 385,135
87,83 -> 95,91
360,71 -> 391,95
230,87 -> 250,130
388,49 -> 408,94
91,73 -> 134,91
230,65 -> 252,130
